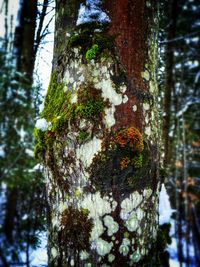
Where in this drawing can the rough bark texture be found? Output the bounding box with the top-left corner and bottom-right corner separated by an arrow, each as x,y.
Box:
53,0 -> 84,69
36,1 -> 162,266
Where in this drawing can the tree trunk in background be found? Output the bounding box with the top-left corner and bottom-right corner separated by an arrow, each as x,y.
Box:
3,0 -> 37,244
37,0 -> 162,266
163,0 -> 178,169
13,0 -> 37,83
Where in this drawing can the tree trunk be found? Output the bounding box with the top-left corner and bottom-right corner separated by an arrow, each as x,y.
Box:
13,0 -> 37,83
162,0 -> 178,168
36,1 -> 162,266
3,0 -> 37,243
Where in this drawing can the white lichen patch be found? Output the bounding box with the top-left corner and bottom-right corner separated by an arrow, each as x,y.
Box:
104,215 -> 119,236
136,208 -> 144,220
92,68 -> 101,78
63,85 -> 68,92
120,191 -> 143,220
90,219 -> 104,241
141,248 -> 146,255
76,137 -> 102,167
132,105 -> 137,112
52,215 -> 59,228
64,69 -> 70,84
141,70 -> 150,81
101,66 -> 107,74
96,78 -> 122,106
70,259 -> 75,266
119,84 -> 127,93
104,106 -> 116,128
143,188 -> 152,199
125,213 -> 139,232
145,114 -> 149,124
96,238 -> 113,256
58,201 -> 67,213
130,251 -> 141,263
150,80 -> 155,93
79,74 -> 85,83
137,227 -> 142,235
69,77 -> 74,84
80,250 -> 89,260
143,102 -> 150,111
71,93 -> 77,103
119,238 -> 131,256
73,48 -> 79,55
123,94 -> 129,104
108,254 -> 115,262
81,192 -> 113,219
51,247 -> 58,259
145,126 -> 151,137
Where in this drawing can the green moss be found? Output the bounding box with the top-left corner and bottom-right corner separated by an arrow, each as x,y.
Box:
85,44 -> 99,60
78,131 -> 89,141
34,143 -> 44,159
76,98 -> 105,118
75,84 -> 109,120
68,33 -> 81,47
51,116 -> 66,132
124,232 -> 129,238
81,208 -> 90,216
35,79 -> 108,159
132,154 -> 143,168
68,23 -> 114,60
42,75 -> 107,130
41,72 -> 72,122
33,128 -> 46,159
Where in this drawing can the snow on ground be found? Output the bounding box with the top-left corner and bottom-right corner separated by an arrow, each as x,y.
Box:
30,232 -> 47,267
159,184 -> 175,225
168,219 -> 197,267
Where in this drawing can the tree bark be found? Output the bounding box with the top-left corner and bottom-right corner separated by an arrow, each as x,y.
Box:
37,1 -> 162,266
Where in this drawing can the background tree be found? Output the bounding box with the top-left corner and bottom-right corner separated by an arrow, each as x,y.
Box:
35,1 -> 169,266
159,0 -> 200,265
0,0 -> 53,265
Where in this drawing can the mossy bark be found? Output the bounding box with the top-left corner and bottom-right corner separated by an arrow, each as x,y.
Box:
38,1 -> 165,266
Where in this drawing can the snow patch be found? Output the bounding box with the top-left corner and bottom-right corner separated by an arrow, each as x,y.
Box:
76,0 -> 110,26
35,118 -> 50,132
159,184 -> 175,225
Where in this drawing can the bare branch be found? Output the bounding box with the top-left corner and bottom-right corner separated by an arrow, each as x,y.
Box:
34,0 -> 49,56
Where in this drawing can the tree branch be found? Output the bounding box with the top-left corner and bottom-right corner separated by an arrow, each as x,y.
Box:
34,0 -> 49,56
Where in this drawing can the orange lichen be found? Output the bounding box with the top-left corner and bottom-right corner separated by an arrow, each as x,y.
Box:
115,127 -> 144,152
120,156 -> 131,170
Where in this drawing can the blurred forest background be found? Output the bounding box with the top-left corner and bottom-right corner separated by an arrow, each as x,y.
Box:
0,0 -> 200,266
